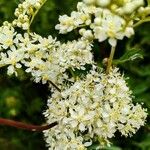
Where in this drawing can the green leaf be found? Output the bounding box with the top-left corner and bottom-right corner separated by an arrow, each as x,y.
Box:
134,134 -> 150,149
88,144 -> 100,150
88,144 -> 122,150
103,146 -> 122,150
113,49 -> 143,65
147,0 -> 150,6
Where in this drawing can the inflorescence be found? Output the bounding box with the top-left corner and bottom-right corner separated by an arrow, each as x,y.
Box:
0,0 -> 149,149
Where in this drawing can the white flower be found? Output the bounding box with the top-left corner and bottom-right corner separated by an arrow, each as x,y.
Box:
55,15 -> 75,34
59,39 -> 94,70
13,0 -> 46,30
0,48 -> 25,75
96,0 -> 111,7
0,24 -> 16,50
44,67 -> 147,149
0,0 -> 148,149
79,29 -> 94,41
9,33 -> 93,85
83,0 -> 95,5
56,1 -> 138,45
55,11 -> 91,34
93,9 -> 132,46
26,0 -> 41,6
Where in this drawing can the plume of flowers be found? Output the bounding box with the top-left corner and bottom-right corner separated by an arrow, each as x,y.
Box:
0,0 -> 149,149
56,0 -> 150,46
43,67 -> 147,149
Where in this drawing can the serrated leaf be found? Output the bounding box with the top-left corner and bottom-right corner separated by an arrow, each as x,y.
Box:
113,49 -> 143,65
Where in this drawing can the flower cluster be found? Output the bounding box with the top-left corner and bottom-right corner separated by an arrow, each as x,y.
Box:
0,0 -> 149,149
0,23 -> 93,84
56,0 -> 150,46
44,67 -> 147,149
0,22 -> 16,50
13,0 -> 47,30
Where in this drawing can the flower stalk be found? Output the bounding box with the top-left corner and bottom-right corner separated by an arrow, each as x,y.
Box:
133,17 -> 150,28
106,44 -> 117,74
28,0 -> 47,34
0,118 -> 57,132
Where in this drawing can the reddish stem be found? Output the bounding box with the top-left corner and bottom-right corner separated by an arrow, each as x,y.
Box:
0,118 -> 57,132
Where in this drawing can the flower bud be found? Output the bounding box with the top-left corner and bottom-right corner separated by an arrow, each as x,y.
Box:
96,0 -> 111,7
22,22 -> 29,30
83,30 -> 93,40
125,27 -> 134,38
17,22 -> 22,27
35,2 -> 41,9
122,3 -> 136,14
110,4 -> 118,12
138,6 -> 150,16
83,0 -> 95,5
94,17 -> 101,25
79,28 -> 86,35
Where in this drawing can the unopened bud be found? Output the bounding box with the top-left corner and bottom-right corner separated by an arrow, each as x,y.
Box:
103,58 -> 108,66
96,0 -> 111,7
83,0 -> 95,5
94,17 -> 101,25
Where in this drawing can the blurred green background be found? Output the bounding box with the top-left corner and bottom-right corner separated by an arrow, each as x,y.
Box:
0,0 -> 149,150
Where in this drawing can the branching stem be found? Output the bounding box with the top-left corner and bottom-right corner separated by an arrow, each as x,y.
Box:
49,80 -> 61,92
27,0 -> 47,34
133,17 -> 150,28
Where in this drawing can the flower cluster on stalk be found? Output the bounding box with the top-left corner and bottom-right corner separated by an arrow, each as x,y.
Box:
0,0 -> 149,149
44,67 -> 147,149
56,0 -> 150,46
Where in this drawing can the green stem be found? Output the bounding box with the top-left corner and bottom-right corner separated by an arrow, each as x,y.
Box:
69,68 -> 76,80
27,0 -> 47,34
106,45 -> 117,74
49,80 -> 61,92
133,18 -> 150,28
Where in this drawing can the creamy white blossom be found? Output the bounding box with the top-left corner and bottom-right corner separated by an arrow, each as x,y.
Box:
92,9 -> 133,46
0,29 -> 94,84
0,48 -> 25,75
44,67 -> 147,149
0,0 -> 149,149
0,22 -> 16,50
13,0 -> 47,30
56,0 -> 146,46
55,11 -> 91,34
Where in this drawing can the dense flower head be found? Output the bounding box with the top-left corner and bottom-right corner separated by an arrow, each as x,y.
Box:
0,24 -> 94,84
44,67 -> 147,149
0,0 -> 149,149
55,0 -> 150,46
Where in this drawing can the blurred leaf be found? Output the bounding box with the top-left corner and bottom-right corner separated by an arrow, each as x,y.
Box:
103,146 -> 122,150
88,144 -> 122,150
88,144 -> 100,150
147,0 -> 150,6
134,134 -> 150,150
113,49 -> 143,64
